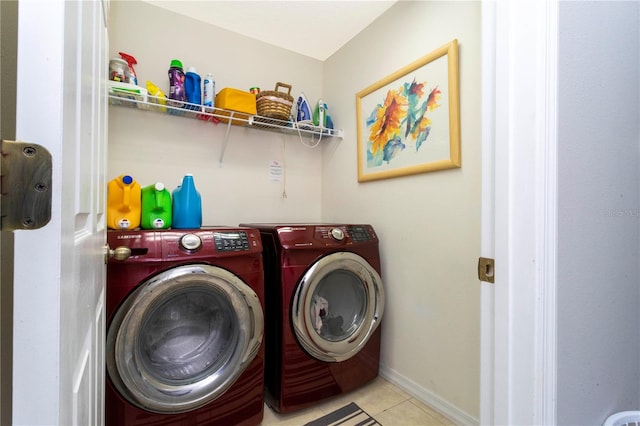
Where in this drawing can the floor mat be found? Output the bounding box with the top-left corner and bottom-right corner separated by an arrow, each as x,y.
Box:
304,402 -> 382,426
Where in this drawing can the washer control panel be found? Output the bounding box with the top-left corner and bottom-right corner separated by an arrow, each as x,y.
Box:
213,231 -> 250,252
108,228 -> 262,261
347,225 -> 375,242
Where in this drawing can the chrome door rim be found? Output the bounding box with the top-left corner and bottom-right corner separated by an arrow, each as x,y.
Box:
291,252 -> 384,362
106,264 -> 263,413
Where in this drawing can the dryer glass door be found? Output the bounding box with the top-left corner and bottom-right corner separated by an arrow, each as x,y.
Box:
106,264 -> 263,413
292,252 -> 385,362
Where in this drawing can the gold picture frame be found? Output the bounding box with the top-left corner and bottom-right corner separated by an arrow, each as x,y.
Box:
356,39 -> 460,182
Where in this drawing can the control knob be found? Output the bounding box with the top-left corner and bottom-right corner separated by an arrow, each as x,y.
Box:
330,228 -> 345,241
180,233 -> 202,251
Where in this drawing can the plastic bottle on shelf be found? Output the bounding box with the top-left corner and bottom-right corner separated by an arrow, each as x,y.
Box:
146,80 -> 168,112
118,52 -> 138,85
140,182 -> 172,229
168,59 -> 186,107
107,175 -> 141,230
172,174 -> 202,229
109,58 -> 128,82
313,98 -> 326,127
203,73 -> 215,111
184,67 -> 202,111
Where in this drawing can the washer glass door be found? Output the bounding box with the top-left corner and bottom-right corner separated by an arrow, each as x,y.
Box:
106,264 -> 263,413
292,252 -> 384,362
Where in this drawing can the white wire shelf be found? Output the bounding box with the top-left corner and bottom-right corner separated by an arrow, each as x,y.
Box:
108,90 -> 344,139
108,89 -> 343,165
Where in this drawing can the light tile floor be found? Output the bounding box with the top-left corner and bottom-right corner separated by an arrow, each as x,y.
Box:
260,377 -> 455,426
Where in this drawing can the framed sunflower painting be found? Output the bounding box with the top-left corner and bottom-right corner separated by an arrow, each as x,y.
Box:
356,39 -> 460,182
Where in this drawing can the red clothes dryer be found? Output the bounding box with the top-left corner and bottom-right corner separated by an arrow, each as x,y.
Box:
242,224 -> 385,413
105,228 -> 265,426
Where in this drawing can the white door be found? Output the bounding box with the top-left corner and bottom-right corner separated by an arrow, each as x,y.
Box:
11,0 -> 108,425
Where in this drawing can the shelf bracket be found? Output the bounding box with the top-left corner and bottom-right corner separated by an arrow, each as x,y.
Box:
218,113 -> 234,166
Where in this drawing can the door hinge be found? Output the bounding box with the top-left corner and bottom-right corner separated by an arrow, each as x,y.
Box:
1,140 -> 52,231
478,257 -> 495,283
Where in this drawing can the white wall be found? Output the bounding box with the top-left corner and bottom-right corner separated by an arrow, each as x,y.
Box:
557,2 -> 640,424
109,0 -> 481,423
322,2 -> 481,422
108,0 -> 326,225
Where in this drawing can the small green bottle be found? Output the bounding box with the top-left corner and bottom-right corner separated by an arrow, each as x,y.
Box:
141,182 -> 172,230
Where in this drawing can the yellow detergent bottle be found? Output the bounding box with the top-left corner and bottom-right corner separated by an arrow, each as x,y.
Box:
146,80 -> 167,112
107,175 -> 141,230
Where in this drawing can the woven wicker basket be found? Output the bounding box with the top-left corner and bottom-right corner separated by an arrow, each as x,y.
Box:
256,82 -> 294,120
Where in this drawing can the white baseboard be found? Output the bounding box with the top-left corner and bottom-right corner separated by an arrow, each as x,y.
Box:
379,364 -> 479,426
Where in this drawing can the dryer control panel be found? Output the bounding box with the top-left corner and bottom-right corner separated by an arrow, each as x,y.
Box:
270,224 -> 378,249
315,225 -> 376,243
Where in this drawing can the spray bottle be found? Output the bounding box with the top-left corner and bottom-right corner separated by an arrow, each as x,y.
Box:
118,52 -> 138,86
313,98 -> 326,128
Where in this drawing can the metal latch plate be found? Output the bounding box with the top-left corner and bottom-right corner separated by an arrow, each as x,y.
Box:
1,140 -> 52,231
478,257 -> 495,283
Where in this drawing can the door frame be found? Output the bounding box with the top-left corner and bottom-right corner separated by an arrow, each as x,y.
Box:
480,0 -> 559,424
0,1 -> 18,423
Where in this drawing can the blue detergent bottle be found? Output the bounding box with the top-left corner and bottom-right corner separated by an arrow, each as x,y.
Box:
172,174 -> 202,229
184,67 -> 202,111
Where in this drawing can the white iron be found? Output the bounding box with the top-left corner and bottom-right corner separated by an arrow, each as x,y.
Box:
296,92 -> 313,124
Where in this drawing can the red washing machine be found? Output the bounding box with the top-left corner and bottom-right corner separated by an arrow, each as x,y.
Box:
105,227 -> 265,426
241,223 -> 385,413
